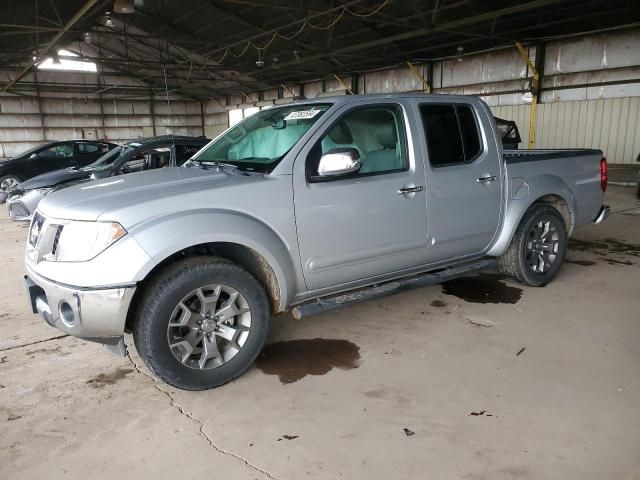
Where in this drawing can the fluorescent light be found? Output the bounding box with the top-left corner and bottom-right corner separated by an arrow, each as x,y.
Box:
37,49 -> 97,72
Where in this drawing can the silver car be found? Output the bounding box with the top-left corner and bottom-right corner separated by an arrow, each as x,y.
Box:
8,135 -> 208,221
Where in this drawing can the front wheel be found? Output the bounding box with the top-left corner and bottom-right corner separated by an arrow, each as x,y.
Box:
133,256 -> 270,390
0,175 -> 22,194
497,205 -> 567,287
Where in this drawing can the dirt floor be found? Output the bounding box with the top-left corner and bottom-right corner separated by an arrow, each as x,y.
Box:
1,186 -> 639,480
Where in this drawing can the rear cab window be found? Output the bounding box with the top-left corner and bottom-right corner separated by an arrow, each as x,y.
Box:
420,103 -> 483,167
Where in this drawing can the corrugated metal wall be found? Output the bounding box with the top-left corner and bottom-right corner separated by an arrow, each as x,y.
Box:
491,97 -> 640,164
210,29 -> 640,165
0,94 -> 204,158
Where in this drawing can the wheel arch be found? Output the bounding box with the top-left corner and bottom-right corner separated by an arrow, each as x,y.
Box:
124,211 -> 299,331
488,175 -> 576,257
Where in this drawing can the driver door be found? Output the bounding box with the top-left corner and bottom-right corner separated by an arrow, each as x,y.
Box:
292,101 -> 430,292
30,142 -> 74,176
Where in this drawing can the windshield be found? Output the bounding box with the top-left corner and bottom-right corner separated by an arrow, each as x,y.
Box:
86,144 -> 138,172
190,103 -> 332,172
16,143 -> 53,158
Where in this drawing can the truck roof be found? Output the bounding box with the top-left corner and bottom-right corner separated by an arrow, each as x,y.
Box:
287,92 -> 481,106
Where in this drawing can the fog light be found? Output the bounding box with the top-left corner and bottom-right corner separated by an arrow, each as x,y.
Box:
59,302 -> 75,327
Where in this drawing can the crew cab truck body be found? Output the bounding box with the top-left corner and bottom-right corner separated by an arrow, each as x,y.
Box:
24,94 -> 609,390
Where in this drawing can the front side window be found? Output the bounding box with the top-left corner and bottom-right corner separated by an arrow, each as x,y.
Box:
308,104 -> 408,178
421,104 -> 483,167
192,103 -> 332,172
40,142 -> 74,160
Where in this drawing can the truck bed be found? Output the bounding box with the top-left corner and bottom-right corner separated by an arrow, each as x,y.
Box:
502,148 -> 604,229
503,148 -> 602,164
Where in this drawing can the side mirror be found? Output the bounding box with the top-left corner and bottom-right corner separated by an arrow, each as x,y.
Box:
29,153 -> 39,160
316,148 -> 361,178
269,118 -> 286,130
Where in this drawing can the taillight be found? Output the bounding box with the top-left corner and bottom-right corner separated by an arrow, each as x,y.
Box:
600,157 -> 607,192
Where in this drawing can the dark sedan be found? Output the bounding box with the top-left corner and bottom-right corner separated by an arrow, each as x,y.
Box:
7,135 -> 209,221
0,139 -> 117,197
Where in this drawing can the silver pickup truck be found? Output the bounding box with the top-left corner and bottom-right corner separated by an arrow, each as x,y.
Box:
24,94 -> 609,390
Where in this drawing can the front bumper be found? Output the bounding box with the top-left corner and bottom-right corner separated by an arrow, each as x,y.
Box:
593,204 -> 610,225
25,266 -> 136,345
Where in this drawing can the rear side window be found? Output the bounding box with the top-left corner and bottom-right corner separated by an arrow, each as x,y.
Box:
420,104 -> 482,167
78,143 -> 99,155
457,106 -> 481,160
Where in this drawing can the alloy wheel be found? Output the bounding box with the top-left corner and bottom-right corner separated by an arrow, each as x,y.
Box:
0,177 -> 19,193
166,284 -> 251,370
524,219 -> 560,273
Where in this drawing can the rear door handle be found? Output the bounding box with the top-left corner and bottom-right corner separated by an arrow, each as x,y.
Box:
476,175 -> 497,184
397,185 -> 424,195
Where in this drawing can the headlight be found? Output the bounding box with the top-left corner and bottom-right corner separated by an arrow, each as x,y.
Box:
54,221 -> 127,262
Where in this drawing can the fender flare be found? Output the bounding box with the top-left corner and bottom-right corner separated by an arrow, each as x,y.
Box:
128,209 -> 298,310
488,174 -> 576,257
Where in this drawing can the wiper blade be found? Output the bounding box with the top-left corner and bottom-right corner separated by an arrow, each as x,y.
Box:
189,160 -> 246,175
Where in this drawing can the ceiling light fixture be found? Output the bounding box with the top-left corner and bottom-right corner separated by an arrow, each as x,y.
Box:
114,0 -> 135,14
255,50 -> 264,68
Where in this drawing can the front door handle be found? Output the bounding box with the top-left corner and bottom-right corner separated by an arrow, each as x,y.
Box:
397,185 -> 424,195
476,175 -> 497,184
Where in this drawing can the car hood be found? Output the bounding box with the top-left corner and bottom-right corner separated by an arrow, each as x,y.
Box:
19,167 -> 91,190
37,166 -> 261,223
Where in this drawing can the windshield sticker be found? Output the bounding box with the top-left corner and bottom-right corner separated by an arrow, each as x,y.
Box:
284,109 -> 321,121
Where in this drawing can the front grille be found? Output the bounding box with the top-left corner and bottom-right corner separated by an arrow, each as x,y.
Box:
27,212 -> 65,263
29,212 -> 45,247
51,225 -> 63,256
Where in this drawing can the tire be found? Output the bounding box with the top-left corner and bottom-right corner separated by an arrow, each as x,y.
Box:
497,204 -> 567,287
635,177 -> 640,200
132,256 -> 270,390
0,175 -> 22,193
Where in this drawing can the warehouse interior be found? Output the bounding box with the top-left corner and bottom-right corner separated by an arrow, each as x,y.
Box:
1,1 -> 640,479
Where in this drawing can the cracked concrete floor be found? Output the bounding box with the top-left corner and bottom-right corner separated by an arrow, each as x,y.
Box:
1,186 -> 640,480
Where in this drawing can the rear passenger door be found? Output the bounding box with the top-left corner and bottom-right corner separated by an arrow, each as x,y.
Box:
418,102 -> 503,261
75,142 -> 107,166
293,101 -> 430,291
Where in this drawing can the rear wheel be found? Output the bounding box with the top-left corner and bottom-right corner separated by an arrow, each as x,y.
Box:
133,256 -> 270,390
497,205 -> 567,286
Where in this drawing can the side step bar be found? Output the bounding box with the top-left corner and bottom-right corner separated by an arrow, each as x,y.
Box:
291,259 -> 496,320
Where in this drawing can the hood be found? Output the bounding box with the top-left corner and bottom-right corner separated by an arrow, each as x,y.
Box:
19,167 -> 91,190
37,166 -> 261,224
